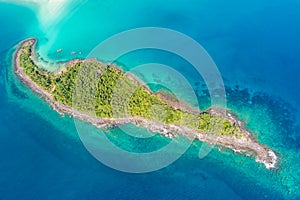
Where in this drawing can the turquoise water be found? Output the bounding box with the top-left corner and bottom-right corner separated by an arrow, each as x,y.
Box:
1,0 -> 300,199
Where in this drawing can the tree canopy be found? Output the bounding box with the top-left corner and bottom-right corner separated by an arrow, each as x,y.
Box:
18,42 -> 242,138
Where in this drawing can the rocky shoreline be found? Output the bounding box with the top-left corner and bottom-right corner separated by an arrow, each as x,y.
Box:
14,38 -> 278,170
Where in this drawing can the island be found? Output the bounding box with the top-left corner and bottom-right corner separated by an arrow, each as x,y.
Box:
14,38 -> 278,169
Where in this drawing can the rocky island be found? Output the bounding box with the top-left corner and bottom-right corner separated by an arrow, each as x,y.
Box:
14,38 -> 278,169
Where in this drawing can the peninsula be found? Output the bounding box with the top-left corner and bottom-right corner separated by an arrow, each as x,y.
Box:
14,38 -> 278,169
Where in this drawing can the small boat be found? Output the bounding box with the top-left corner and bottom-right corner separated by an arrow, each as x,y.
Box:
56,49 -> 62,53
71,51 -> 76,55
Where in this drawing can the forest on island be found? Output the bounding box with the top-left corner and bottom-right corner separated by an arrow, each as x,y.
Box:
18,42 -> 242,138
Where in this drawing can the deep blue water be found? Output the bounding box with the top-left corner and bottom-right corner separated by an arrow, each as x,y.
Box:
0,1 -> 300,199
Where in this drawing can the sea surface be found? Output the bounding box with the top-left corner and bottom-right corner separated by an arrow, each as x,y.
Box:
0,0 -> 300,199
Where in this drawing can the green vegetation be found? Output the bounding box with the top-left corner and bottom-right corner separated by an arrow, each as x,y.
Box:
18,41 -> 242,138
19,45 -> 52,90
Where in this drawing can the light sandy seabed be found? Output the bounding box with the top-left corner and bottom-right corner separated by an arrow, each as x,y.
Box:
0,0 -> 71,26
